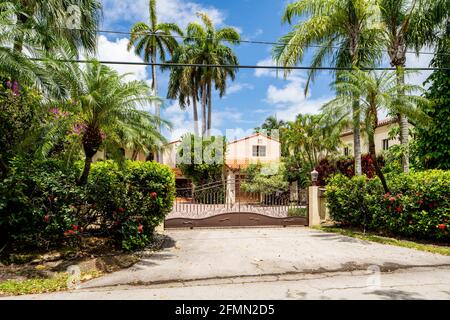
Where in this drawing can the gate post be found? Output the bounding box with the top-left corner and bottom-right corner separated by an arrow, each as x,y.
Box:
226,170 -> 236,205
308,186 -> 321,226
308,170 -> 321,226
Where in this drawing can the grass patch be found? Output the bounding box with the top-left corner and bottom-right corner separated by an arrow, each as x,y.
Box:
312,226 -> 450,256
0,271 -> 102,296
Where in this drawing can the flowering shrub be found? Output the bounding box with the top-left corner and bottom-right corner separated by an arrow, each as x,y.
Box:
0,159 -> 175,251
315,154 -> 385,186
88,160 -> 175,251
0,158 -> 83,248
326,170 -> 450,241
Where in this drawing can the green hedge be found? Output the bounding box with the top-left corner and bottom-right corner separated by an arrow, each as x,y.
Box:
0,159 -> 175,251
325,170 -> 450,241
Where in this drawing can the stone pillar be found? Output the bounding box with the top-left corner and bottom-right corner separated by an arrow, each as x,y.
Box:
290,181 -> 299,202
226,170 -> 236,205
308,186 -> 321,226
155,221 -> 165,234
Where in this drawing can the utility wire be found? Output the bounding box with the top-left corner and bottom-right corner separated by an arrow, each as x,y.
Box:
2,21 -> 447,57
30,58 -> 449,71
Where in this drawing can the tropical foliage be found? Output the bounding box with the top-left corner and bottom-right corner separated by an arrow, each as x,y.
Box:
167,13 -> 240,136
326,171 -> 450,241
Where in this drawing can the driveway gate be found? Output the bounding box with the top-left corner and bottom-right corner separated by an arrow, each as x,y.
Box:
165,179 -> 308,228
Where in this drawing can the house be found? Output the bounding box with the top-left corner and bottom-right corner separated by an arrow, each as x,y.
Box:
160,133 -> 281,185
339,118 -> 413,156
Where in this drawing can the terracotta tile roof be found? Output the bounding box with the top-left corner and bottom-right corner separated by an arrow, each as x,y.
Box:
228,132 -> 280,145
340,118 -> 398,137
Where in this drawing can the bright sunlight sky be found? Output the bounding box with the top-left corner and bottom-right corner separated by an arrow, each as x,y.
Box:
98,0 -> 433,141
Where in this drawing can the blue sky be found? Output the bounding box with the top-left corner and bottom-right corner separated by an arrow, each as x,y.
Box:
98,0 -> 432,141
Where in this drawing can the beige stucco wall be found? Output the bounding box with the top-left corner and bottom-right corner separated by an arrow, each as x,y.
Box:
339,123 -> 413,155
161,141 -> 181,168
226,134 -> 281,166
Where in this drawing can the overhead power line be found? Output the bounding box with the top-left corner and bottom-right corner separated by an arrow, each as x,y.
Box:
2,21 -> 447,57
30,58 -> 449,71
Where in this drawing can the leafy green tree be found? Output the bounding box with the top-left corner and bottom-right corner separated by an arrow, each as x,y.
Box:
183,13 -> 240,136
44,59 -> 168,185
283,113 -> 348,173
379,0 -> 449,172
176,134 -> 226,185
415,22 -> 450,169
323,69 -> 429,192
10,0 -> 101,54
241,163 -> 289,194
128,0 -> 183,125
273,0 -> 385,175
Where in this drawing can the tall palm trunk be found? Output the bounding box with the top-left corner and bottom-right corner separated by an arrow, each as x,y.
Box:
150,50 -> 161,162
207,82 -> 212,137
201,83 -> 207,137
192,92 -> 199,136
352,98 -> 363,176
395,66 -> 409,173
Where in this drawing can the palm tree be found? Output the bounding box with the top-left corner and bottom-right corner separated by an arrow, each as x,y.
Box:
255,115 -> 286,137
379,0 -> 449,173
45,59 -> 168,185
10,0 -> 101,54
273,0 -> 385,176
283,113 -> 347,172
184,12 -> 240,136
323,69 -> 429,192
165,44 -> 201,136
127,0 -> 183,127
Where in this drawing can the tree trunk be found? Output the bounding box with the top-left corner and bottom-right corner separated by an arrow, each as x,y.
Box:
368,127 -> 389,194
192,93 -> 199,136
151,51 -> 161,162
352,98 -> 362,176
132,149 -> 139,161
78,155 -> 93,186
395,66 -> 409,173
201,84 -> 207,137
207,82 -> 212,137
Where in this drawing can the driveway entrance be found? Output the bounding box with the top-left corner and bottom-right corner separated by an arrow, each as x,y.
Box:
165,179 -> 309,228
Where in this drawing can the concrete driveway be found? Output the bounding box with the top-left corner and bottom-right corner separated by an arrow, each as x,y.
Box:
4,227 -> 450,299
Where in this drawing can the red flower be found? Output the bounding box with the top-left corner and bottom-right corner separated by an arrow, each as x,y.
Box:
383,193 -> 390,199
137,224 -> 143,234
396,206 -> 403,213
43,215 -> 50,222
71,225 -> 78,231
118,207 -> 125,213
388,205 -> 392,211
397,193 -> 402,198
389,197 -> 396,202
417,199 -> 424,205
150,192 -> 158,199
438,224 -> 446,230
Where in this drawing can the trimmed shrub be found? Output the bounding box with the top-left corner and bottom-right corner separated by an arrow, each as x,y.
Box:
0,159 -> 175,251
325,170 -> 450,241
0,158 -> 83,248
325,174 -> 384,228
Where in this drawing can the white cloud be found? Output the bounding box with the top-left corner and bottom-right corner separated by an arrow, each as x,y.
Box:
255,57 -> 277,77
264,75 -> 332,121
101,0 -> 225,29
226,82 -> 255,95
96,35 -> 148,82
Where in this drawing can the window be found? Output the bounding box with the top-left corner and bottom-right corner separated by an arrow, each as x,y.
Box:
252,145 -> 266,157
383,139 -> 390,150
344,147 -> 349,156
